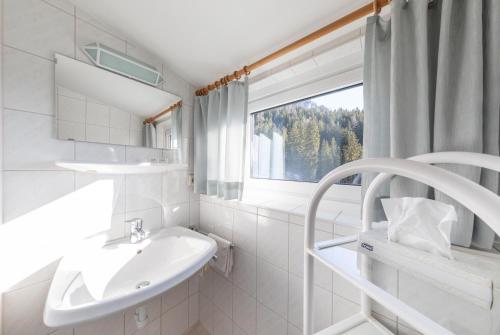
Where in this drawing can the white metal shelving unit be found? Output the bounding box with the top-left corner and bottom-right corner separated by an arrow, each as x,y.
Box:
304,153 -> 500,335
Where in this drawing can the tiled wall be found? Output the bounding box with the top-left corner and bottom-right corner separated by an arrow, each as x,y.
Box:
197,194 -> 500,335
1,0 -> 200,334
196,194 -> 379,335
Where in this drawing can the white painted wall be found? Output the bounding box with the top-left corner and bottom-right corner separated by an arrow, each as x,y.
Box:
0,0 -> 200,334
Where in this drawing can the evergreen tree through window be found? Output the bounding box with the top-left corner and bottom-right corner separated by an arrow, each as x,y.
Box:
251,84 -> 363,185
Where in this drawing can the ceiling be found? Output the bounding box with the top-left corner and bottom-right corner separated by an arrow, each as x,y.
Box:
68,0 -> 370,87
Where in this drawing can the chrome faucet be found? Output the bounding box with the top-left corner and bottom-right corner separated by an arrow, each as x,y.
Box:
127,218 -> 146,243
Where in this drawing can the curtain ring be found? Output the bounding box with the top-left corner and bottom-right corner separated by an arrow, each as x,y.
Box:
224,75 -> 232,84
373,0 -> 381,14
243,66 -> 251,76
234,71 -> 241,80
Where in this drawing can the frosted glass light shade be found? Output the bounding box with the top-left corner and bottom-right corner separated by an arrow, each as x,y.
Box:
82,43 -> 163,86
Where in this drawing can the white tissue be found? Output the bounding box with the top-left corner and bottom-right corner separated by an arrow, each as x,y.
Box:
381,197 -> 456,259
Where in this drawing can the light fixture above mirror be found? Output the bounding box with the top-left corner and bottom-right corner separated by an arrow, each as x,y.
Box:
82,42 -> 164,87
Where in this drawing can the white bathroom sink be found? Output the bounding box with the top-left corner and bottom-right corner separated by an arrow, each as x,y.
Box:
44,226 -> 216,328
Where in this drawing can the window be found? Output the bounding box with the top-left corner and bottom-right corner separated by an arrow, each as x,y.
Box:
250,84 -> 363,185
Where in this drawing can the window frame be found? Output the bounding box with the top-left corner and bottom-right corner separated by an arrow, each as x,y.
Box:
244,67 -> 363,203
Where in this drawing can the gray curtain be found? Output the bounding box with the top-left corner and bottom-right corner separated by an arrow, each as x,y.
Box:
363,0 -> 500,249
143,123 -> 157,148
194,79 -> 249,200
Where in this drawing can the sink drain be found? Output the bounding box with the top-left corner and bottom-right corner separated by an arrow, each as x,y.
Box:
135,281 -> 150,289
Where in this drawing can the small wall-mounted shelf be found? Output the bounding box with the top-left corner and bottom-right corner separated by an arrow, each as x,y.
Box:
55,161 -> 187,174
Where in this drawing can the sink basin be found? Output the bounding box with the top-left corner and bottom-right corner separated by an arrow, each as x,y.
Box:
44,226 -> 216,328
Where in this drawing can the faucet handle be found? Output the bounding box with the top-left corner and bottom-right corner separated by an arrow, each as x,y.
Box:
126,218 -> 143,231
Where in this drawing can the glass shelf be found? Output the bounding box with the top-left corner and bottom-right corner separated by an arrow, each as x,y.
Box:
55,161 -> 187,174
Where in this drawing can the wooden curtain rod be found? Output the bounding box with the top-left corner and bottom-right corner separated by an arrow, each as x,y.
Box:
143,100 -> 182,124
194,0 -> 389,96
146,0 -> 388,123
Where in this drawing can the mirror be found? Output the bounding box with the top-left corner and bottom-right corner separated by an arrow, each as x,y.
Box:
55,53 -> 182,149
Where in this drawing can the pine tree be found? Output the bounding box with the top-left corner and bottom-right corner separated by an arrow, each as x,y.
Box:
317,139 -> 334,179
343,128 -> 362,163
286,120 -> 305,178
331,136 -> 341,168
304,118 -> 321,180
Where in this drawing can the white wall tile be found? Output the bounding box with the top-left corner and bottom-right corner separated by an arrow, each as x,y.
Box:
129,129 -> 142,146
75,142 -> 126,163
188,275 -> 200,296
189,201 -> 200,227
332,294 -> 359,324
3,170 -> 74,223
132,318 -> 161,335
2,280 -> 52,335
199,268 -> 214,300
287,323 -> 301,335
75,312 -> 124,335
163,202 -> 189,227
126,174 -> 162,211
124,297 -> 161,335
256,258 -> 288,318
75,7 -> 123,39
287,274 -> 332,332
86,124 -> 110,143
109,108 -> 130,129
199,201 -> 213,232
3,109 -> 75,170
161,300 -> 189,335
4,0 -> 74,59
162,281 -> 188,312
3,47 -> 55,115
288,223 -> 332,291
125,147 -> 161,163
232,248 -> 257,297
188,293 -> 199,328
110,127 -> 130,145
42,0 -> 75,14
162,170 -> 188,205
59,120 -> 85,141
257,208 -> 289,222
199,294 -> 214,335
75,173 -> 125,214
212,307 -> 232,335
257,216 -> 288,270
51,328 -> 75,335
57,86 -> 85,100
233,286 -> 257,335
256,303 -> 287,335
213,205 -> 233,242
108,213 -> 126,241
332,271 -> 360,306
58,95 -> 86,123
233,211 -> 257,255
130,114 -> 143,131
233,324 -> 247,335
125,207 -> 162,234
211,272 -> 232,319
86,101 -> 110,126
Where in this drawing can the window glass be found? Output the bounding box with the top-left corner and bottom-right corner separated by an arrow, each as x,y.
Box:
250,84 -> 363,185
